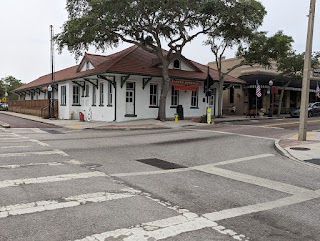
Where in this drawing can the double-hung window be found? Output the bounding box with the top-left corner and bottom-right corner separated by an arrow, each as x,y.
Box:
150,84 -> 158,107
99,83 -> 104,106
72,85 -> 80,105
191,88 -> 198,108
171,86 -> 179,106
108,83 -> 113,106
61,85 -> 66,106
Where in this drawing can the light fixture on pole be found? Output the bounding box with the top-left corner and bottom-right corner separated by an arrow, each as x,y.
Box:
299,0 -> 316,141
268,80 -> 273,117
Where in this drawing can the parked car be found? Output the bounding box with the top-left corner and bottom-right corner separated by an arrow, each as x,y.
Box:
290,102 -> 320,117
0,103 -> 8,111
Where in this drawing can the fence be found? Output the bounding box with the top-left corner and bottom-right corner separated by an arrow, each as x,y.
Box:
8,100 -> 58,119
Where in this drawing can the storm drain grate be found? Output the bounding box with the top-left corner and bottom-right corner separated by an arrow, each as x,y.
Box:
136,158 -> 186,170
305,159 -> 320,165
290,147 -> 311,151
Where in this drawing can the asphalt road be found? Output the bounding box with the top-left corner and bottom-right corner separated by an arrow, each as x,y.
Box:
0,112 -> 56,128
1,120 -> 319,241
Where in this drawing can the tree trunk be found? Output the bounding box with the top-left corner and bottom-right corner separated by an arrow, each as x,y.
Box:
217,78 -> 224,117
158,62 -> 170,121
277,80 -> 292,116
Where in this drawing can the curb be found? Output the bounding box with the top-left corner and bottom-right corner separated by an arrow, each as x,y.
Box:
274,139 -> 320,170
0,121 -> 10,128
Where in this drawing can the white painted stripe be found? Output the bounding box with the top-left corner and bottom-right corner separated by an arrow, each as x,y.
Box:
74,214 -> 248,241
0,150 -> 68,157
0,191 -> 135,218
0,162 -> 64,169
204,189 -> 320,222
30,139 -> 51,147
111,168 -> 190,177
0,137 -> 28,140
111,154 -> 274,177
0,146 -> 29,149
192,165 -> 309,195
188,129 -> 279,141
212,154 -> 274,167
0,171 -> 106,188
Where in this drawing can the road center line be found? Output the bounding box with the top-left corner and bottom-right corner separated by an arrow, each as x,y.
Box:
0,171 -> 107,188
188,129 -> 279,141
0,191 -> 135,218
192,165 -> 309,195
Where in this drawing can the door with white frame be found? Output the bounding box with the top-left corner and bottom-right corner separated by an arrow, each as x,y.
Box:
126,82 -> 135,115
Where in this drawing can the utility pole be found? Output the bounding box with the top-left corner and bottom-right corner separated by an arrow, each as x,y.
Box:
49,25 -> 55,118
298,0 -> 316,141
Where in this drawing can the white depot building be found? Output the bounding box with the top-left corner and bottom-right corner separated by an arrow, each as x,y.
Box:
14,45 -> 243,122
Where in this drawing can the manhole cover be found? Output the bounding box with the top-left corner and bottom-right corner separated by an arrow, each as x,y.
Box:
290,147 -> 311,151
305,159 -> 320,165
136,158 -> 186,170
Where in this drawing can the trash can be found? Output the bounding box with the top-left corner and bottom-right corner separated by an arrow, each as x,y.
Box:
176,105 -> 184,120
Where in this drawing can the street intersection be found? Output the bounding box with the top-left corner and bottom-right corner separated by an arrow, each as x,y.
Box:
0,114 -> 319,240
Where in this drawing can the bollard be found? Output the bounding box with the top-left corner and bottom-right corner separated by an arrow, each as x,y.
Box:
174,114 -> 179,122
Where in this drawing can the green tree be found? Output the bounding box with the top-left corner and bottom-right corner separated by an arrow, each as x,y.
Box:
0,76 -> 23,101
276,51 -> 320,115
55,0 -> 264,121
208,26 -> 293,116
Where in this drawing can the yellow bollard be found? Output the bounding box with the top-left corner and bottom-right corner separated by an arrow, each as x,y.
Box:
174,114 -> 179,122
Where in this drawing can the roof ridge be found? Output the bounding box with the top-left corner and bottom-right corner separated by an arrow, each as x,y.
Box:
101,45 -> 140,71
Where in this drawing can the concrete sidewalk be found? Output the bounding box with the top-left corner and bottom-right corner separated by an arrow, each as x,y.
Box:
0,111 -> 319,166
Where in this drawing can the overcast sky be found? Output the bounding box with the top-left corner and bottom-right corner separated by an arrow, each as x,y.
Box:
0,0 -> 318,84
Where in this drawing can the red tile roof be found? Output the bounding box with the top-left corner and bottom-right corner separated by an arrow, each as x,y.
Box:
15,45 -> 244,91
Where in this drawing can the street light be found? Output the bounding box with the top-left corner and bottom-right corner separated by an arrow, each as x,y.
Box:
268,80 -> 273,117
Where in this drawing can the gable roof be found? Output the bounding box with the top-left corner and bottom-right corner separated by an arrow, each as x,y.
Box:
15,45 -> 244,91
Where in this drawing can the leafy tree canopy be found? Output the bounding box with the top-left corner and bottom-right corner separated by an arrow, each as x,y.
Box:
0,76 -> 23,100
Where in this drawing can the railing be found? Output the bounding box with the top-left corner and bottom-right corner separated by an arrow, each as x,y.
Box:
8,100 -> 58,119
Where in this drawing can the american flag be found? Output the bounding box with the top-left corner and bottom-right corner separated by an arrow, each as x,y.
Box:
316,82 -> 320,98
256,80 -> 262,97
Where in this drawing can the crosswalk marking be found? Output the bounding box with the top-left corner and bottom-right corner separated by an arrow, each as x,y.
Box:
0,171 -> 107,188
0,191 -> 135,219
192,165 -> 309,195
0,150 -> 68,157
111,154 -> 275,177
0,162 -> 64,169
0,146 -> 30,149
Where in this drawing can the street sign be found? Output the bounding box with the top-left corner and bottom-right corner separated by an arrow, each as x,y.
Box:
2,97 -> 7,102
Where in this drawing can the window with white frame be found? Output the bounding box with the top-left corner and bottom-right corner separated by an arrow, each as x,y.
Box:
108,82 -> 113,106
99,82 -> 104,106
92,86 -> 96,106
61,85 -> 66,106
149,84 -> 158,106
171,86 -> 179,106
173,59 -> 181,69
191,88 -> 198,107
72,85 -> 80,105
